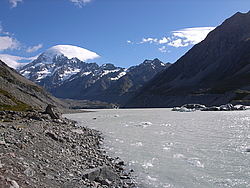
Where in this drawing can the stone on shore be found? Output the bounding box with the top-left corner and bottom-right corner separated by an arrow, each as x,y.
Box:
44,104 -> 62,119
0,110 -> 136,187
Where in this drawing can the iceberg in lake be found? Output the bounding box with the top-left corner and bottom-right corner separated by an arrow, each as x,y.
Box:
188,158 -> 204,168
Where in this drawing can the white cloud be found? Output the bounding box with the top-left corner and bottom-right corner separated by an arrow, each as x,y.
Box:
0,25 -> 43,54
26,43 -> 43,53
70,0 -> 94,8
9,0 -> 23,8
139,38 -> 158,44
0,54 -> 36,69
0,24 -> 20,51
158,46 -> 166,53
128,26 -> 215,50
158,37 -> 169,44
171,27 -> 215,46
127,40 -> 133,44
0,36 -> 20,51
167,38 -> 189,48
47,45 -> 100,62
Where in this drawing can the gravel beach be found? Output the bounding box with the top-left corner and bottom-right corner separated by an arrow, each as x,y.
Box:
0,110 -> 137,188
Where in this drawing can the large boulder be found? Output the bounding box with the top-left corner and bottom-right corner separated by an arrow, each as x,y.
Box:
44,104 -> 62,119
82,166 -> 119,182
181,104 -> 206,109
219,103 -> 234,111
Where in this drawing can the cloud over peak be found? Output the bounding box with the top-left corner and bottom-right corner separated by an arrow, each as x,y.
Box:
45,45 -> 100,62
128,26 -> 215,52
170,27 -> 215,47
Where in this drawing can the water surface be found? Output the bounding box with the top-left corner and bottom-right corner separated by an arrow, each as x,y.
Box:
65,108 -> 250,188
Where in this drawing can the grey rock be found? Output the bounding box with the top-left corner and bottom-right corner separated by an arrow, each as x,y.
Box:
44,104 -> 62,119
24,168 -> 35,177
101,178 -> 112,186
83,166 -> 119,182
0,140 -> 6,145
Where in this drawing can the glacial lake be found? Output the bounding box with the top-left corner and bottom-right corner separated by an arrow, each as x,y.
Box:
64,108 -> 250,188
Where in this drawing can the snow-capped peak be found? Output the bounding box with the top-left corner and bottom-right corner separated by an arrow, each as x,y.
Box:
43,45 -> 100,62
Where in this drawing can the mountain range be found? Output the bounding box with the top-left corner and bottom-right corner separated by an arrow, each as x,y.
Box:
125,11 -> 250,107
18,46 -> 170,105
2,11 -> 250,109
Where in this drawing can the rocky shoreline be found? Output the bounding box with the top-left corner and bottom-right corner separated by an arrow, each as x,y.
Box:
0,109 -> 137,188
172,103 -> 249,112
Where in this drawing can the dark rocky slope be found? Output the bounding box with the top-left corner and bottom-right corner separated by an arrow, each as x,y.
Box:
125,11 -> 250,107
0,60 -> 68,111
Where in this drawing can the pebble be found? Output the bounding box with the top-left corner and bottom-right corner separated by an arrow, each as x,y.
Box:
0,140 -> 6,145
24,168 -> 35,177
9,179 -> 20,188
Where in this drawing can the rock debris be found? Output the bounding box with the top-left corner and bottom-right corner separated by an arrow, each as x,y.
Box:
0,110 -> 137,187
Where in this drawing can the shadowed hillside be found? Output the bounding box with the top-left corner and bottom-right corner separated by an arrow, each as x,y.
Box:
0,60 -> 68,111
125,11 -> 250,107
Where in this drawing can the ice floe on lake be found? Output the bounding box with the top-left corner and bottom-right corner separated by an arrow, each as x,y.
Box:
188,158 -> 204,168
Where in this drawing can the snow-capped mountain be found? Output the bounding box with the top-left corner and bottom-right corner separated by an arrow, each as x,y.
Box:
19,45 -> 170,105
19,45 -> 102,89
50,58 -> 170,104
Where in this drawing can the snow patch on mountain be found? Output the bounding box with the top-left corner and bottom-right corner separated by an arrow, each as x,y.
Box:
60,68 -> 82,82
110,70 -> 127,80
98,69 -> 121,78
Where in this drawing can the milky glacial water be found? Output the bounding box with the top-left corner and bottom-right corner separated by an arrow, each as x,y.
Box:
64,108 -> 250,188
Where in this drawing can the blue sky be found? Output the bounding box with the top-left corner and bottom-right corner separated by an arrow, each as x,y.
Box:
0,0 -> 250,68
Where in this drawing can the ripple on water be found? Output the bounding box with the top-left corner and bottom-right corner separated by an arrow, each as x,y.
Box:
142,158 -> 159,169
134,122 -> 153,128
64,109 -> 250,188
131,142 -> 143,147
173,153 -> 185,158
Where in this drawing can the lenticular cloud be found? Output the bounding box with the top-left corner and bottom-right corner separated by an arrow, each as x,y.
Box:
46,45 -> 100,62
171,27 -> 216,46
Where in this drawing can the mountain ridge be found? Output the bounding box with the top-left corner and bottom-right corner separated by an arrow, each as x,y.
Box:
124,11 -> 250,107
0,60 -> 68,111
19,47 -> 170,105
